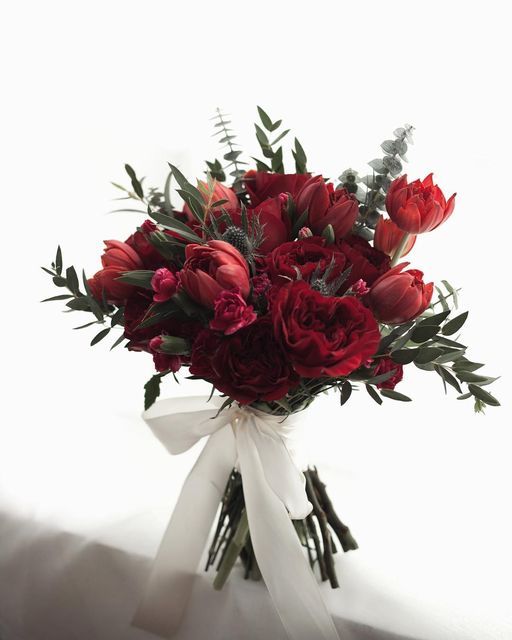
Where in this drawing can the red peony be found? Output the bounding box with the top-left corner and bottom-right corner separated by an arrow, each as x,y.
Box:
210,289 -> 257,335
295,176 -> 359,240
179,240 -> 250,308
244,170 -> 310,206
151,267 -> 179,303
190,319 -> 299,404
374,215 -> 416,257
372,357 -> 403,390
271,280 -> 381,377
386,174 -> 456,234
369,263 -> 433,324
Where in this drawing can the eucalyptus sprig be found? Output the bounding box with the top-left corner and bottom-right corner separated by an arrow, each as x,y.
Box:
209,108 -> 248,193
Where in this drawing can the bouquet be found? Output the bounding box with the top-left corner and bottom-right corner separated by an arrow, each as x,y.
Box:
43,108 -> 499,639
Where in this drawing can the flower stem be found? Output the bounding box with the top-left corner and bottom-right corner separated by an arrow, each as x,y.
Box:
213,509 -> 249,590
390,232 -> 411,267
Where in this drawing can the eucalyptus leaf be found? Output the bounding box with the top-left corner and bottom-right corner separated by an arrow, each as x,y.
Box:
468,384 -> 500,407
442,311 -> 468,336
379,389 -> 412,402
90,327 -> 111,346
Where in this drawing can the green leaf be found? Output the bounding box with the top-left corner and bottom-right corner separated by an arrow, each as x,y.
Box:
434,349 -> 466,364
292,138 -> 308,174
452,359 -> 484,372
391,348 -> 419,364
65,266 -> 80,295
90,327 -> 111,346
41,294 -> 74,302
339,380 -> 353,407
468,384 -> 500,407
365,368 -> 399,385
441,280 -> 459,309
257,106 -> 274,131
321,224 -> 335,245
55,246 -> 63,275
434,364 -> 462,394
442,311 -> 468,336
116,270 -> 155,289
379,389 -> 412,402
271,146 -> 284,173
159,335 -> 189,355
163,171 -> 173,213
366,384 -> 383,405
110,334 -> 125,350
144,373 -> 166,410
270,129 -> 290,146
414,347 -> 445,364
410,324 -> 440,343
53,275 -> 68,287
73,320 -> 99,330
124,164 -> 144,199
66,297 -> 91,311
455,371 -> 495,384
149,209 -> 203,244
417,310 -> 451,326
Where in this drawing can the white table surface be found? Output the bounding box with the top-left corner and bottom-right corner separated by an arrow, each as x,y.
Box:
1,392 -> 511,640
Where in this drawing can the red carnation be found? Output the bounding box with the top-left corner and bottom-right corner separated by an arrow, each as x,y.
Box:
151,267 -> 179,302
210,289 -> 257,335
271,280 -> 381,377
386,174 -> 456,234
189,319 -> 299,404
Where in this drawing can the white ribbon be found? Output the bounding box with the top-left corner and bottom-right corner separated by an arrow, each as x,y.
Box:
132,396 -> 340,640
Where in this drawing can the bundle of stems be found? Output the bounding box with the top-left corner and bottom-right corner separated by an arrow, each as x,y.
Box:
206,467 -> 358,589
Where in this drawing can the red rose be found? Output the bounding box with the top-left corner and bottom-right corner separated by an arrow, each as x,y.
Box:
372,357 -> 403,389
296,176 -> 359,239
369,263 -> 433,324
244,170 -> 310,206
210,289 -> 257,335
190,319 -> 299,404
374,215 -> 416,257
151,267 -> 179,302
338,234 -> 391,289
179,240 -> 250,307
386,174 -> 456,234
271,280 -> 381,377
266,237 -> 349,292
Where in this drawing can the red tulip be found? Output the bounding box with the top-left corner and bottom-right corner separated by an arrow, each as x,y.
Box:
374,216 -> 416,257
296,176 -> 358,239
88,266 -> 136,303
179,240 -> 250,307
386,174 -> 456,234
183,179 -> 239,222
244,170 -> 310,206
369,263 -> 433,324
100,240 -> 143,270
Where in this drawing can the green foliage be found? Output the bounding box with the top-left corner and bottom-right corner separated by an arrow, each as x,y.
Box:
144,372 -> 168,410
116,270 -> 155,289
252,106 -> 303,175
210,108 -> 247,192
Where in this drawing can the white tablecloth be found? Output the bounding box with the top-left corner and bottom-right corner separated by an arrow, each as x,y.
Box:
1,394 -> 511,640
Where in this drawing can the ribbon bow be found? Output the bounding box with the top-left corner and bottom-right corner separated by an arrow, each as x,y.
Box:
132,396 -> 340,640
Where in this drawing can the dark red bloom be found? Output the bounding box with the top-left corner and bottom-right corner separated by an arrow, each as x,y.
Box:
386,174 -> 456,234
338,234 -> 391,289
295,176 -> 359,239
369,263 -> 433,324
148,336 -> 182,373
372,357 -> 403,389
189,319 -> 299,404
244,170 -> 310,206
271,280 -> 381,377
125,220 -> 165,270
210,289 -> 257,335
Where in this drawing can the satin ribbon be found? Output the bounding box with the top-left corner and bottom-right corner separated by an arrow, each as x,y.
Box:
132,396 -> 340,640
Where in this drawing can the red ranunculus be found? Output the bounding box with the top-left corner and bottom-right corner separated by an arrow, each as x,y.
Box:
189,319 -> 299,404
372,356 -> 403,390
386,174 -> 456,234
210,289 -> 257,335
374,215 -> 416,257
244,170 -> 310,206
151,267 -> 179,302
179,240 -> 250,307
369,263 -> 433,324
271,280 -> 381,377
338,234 -> 391,289
295,176 -> 359,239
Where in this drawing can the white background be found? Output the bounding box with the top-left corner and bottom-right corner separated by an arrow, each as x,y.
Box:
1,1 -> 511,638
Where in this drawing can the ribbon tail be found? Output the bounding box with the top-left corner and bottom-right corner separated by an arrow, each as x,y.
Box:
132,426 -> 236,638
236,416 -> 340,640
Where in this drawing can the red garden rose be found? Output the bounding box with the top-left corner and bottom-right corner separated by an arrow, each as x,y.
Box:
179,240 -> 250,307
210,289 -> 257,335
295,176 -> 359,239
369,263 -> 433,324
386,174 -> 456,234
374,215 -> 416,257
244,170 -> 310,206
338,234 -> 391,289
266,237 -> 349,291
372,357 -> 403,390
190,319 -> 299,404
271,280 -> 381,377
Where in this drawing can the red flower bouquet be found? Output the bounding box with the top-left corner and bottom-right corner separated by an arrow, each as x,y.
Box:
43,108 -> 499,640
